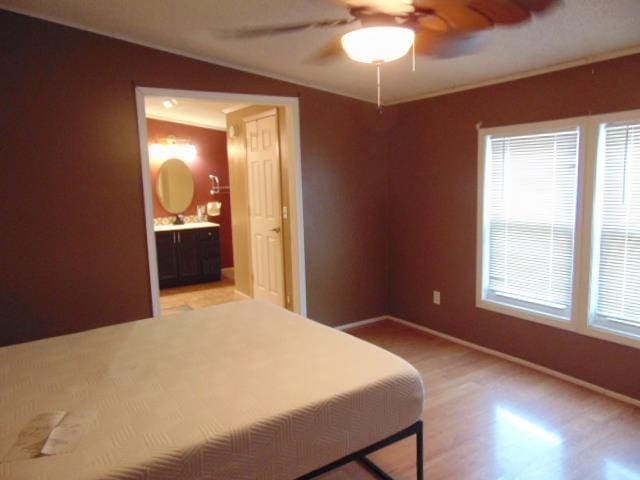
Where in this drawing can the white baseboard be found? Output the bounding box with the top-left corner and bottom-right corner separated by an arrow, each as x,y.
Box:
339,315 -> 640,408
233,289 -> 251,300
335,316 -> 388,331
222,267 -> 234,280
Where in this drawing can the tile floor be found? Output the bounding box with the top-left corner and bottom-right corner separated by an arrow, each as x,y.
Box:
159,278 -> 245,315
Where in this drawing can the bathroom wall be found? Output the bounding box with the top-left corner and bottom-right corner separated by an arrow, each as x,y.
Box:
147,119 -> 233,268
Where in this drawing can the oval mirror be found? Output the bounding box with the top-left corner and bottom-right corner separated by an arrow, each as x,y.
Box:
155,158 -> 194,214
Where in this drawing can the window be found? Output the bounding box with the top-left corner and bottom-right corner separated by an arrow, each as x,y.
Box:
482,128 -> 580,320
590,121 -> 640,337
478,111 -> 640,348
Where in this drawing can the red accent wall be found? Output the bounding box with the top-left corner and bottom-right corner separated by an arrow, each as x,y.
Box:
387,54 -> 640,400
1,10 -> 390,346
147,119 -> 233,268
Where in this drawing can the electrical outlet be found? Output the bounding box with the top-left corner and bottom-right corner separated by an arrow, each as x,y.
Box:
433,290 -> 441,305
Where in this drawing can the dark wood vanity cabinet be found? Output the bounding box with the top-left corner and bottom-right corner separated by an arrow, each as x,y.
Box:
155,227 -> 221,288
156,231 -> 180,284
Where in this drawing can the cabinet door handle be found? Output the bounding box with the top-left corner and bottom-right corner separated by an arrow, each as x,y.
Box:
178,232 -> 181,243
172,232 -> 176,244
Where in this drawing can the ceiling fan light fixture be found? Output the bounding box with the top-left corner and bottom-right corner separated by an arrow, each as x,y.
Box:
341,26 -> 415,64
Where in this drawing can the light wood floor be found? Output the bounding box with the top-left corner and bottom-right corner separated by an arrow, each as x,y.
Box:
321,320 -> 640,480
159,279 -> 244,315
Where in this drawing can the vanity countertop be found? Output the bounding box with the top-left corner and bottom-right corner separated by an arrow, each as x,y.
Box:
154,221 -> 219,232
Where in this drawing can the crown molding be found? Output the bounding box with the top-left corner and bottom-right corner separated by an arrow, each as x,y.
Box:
0,5 -> 373,104
387,45 -> 640,106
4,5 -> 640,107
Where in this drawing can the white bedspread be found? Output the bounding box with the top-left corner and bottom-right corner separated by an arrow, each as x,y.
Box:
0,300 -> 424,479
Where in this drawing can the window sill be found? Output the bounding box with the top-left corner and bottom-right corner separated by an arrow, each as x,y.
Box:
588,319 -> 640,349
477,297 -> 574,331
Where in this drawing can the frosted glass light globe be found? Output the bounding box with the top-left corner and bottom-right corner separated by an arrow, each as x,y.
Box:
341,26 -> 415,64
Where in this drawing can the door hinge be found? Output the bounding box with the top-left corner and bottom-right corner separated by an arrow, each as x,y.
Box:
286,295 -> 291,305
282,206 -> 288,220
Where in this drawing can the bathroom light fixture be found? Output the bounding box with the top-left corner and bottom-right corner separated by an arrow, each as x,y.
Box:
162,98 -> 178,109
341,26 -> 415,109
149,136 -> 196,162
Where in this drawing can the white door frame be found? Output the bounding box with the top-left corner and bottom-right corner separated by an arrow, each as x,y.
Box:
135,87 -> 307,317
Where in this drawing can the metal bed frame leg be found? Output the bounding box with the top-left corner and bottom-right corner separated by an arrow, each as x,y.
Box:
358,420 -> 424,480
298,420 -> 424,480
416,420 -> 424,480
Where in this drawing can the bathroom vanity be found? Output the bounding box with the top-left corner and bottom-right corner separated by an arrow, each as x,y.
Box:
154,222 -> 221,288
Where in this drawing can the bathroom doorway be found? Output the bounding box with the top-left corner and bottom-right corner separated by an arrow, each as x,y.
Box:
135,88 -> 306,317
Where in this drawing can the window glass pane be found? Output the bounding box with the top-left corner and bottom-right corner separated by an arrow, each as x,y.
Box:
592,122 -> 640,334
484,128 -> 580,318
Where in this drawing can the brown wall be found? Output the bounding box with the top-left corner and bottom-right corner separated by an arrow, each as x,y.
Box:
3,8 -> 638,400
147,119 -> 233,268
1,10 -> 390,346
387,54 -> 640,400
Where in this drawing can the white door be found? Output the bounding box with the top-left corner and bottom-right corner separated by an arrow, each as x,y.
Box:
246,112 -> 285,306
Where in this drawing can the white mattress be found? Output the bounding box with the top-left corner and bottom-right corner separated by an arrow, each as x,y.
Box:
0,300 -> 424,480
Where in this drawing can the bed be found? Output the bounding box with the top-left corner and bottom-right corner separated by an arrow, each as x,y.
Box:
0,300 -> 425,480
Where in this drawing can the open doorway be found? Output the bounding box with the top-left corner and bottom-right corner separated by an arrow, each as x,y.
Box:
135,88 -> 306,317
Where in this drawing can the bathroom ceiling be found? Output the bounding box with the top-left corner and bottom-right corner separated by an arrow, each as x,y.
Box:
145,98 -> 248,131
3,0 -> 640,104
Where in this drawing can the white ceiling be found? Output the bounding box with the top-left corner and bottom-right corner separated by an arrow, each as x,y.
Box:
3,0 -> 640,104
145,97 -> 247,130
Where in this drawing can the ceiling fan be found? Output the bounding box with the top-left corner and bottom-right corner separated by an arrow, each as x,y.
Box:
217,0 -> 561,107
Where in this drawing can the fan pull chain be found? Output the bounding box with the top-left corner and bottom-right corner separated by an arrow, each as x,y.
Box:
412,39 -> 415,72
376,62 -> 381,110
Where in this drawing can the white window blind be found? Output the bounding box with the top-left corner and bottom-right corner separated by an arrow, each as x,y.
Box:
592,122 -> 640,335
484,128 -> 580,319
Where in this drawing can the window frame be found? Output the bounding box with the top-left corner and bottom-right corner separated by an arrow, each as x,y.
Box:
582,110 -> 640,347
476,111 -> 640,350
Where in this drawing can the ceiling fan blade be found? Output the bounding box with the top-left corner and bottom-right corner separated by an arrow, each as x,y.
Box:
306,36 -> 346,63
331,0 -> 414,15
215,18 -> 355,39
414,29 -> 488,58
413,30 -> 441,55
417,14 -> 450,33
513,0 -> 560,12
432,33 -> 489,58
414,0 -> 493,32
468,0 -> 530,25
